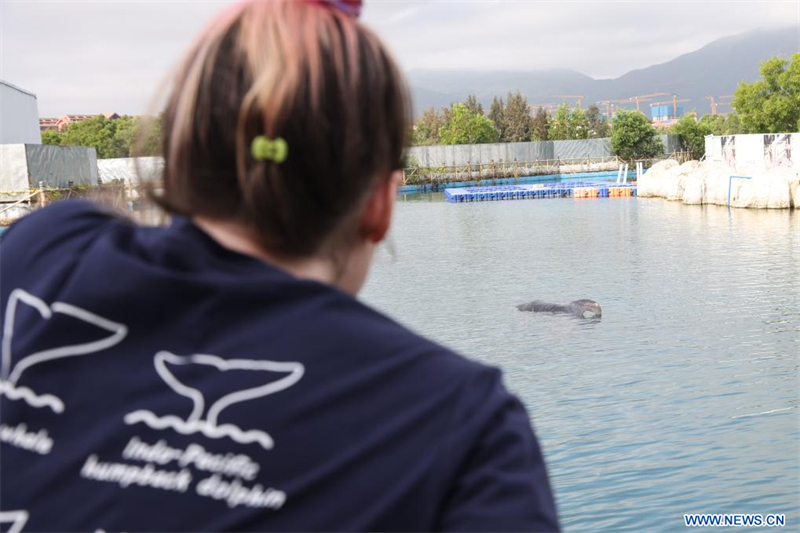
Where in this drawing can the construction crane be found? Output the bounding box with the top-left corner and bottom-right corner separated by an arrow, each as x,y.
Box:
629,92 -> 670,111
705,95 -> 733,115
717,95 -> 733,114
598,99 -> 632,123
651,96 -> 690,118
705,96 -> 718,115
552,94 -> 585,108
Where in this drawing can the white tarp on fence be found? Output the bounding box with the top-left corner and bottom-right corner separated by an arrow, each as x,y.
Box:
0,145 -> 30,196
407,135 -> 677,168
704,133 -> 800,170
97,157 -> 164,184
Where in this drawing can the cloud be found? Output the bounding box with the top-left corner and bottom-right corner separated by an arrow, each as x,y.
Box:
364,0 -> 798,76
1,0 -> 796,116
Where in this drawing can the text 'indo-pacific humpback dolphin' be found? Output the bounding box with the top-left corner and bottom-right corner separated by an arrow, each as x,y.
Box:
516,299 -> 602,319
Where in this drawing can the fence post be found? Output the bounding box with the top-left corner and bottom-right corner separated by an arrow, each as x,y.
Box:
38,181 -> 46,208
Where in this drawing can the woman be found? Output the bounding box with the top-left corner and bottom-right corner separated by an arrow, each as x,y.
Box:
0,1 -> 559,530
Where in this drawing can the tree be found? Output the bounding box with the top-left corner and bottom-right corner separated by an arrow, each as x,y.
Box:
40,130 -> 62,146
441,105 -> 454,129
464,94 -> 484,116
502,90 -> 532,142
722,112 -> 744,135
112,116 -> 139,157
568,106 -> 589,140
54,114 -> 162,158
60,116 -> 119,159
672,111 -> 712,159
611,110 -> 664,161
488,97 -> 505,140
530,107 -> 549,141
585,104 -> 610,138
133,115 -> 163,156
698,113 -> 726,135
439,103 -> 499,145
413,107 -> 445,146
732,52 -> 800,133
548,103 -> 571,140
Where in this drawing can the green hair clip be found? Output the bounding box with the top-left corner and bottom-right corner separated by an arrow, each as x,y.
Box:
251,135 -> 288,163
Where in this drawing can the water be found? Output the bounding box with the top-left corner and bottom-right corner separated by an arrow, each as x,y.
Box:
361,194 -> 800,531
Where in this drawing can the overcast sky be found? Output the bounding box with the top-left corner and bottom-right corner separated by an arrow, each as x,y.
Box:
1,0 -> 798,116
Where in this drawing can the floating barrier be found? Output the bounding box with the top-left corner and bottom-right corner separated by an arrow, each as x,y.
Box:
399,170 -> 636,194
444,181 -> 637,203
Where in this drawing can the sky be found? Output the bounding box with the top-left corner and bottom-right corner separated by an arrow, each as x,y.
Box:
1,0 -> 798,117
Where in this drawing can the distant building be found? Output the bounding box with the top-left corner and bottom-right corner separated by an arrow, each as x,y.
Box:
52,113 -> 120,132
1,80 -> 42,144
651,104 -> 684,128
39,118 -> 59,131
55,114 -> 94,132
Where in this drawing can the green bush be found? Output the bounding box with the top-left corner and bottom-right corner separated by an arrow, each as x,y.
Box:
439,103 -> 499,145
611,110 -> 664,161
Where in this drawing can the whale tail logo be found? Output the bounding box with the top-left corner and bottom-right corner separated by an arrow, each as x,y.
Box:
1,289 -> 128,413
124,351 -> 304,450
0,510 -> 29,533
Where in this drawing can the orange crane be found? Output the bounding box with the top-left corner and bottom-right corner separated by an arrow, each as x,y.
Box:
717,95 -> 733,114
705,95 -> 733,115
598,99 -> 632,123
629,92 -> 670,111
552,94 -> 585,108
705,96 -> 718,115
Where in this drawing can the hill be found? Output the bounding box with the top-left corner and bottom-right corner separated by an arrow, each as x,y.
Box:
408,26 -> 799,117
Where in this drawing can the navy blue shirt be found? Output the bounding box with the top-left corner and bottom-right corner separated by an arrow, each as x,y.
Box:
0,200 -> 558,532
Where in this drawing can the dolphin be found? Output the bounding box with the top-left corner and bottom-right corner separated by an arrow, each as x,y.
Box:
516,299 -> 602,319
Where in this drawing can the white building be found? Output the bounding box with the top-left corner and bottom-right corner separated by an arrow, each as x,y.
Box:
1,80 -> 42,144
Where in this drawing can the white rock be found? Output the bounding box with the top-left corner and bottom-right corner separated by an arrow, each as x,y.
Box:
638,158 -> 799,209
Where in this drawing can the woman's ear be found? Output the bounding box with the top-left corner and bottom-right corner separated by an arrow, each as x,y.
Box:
361,170 -> 401,243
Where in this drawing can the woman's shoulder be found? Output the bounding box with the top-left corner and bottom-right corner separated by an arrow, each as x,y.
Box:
2,199 -> 121,252
1,200 -> 126,290
314,293 -> 499,385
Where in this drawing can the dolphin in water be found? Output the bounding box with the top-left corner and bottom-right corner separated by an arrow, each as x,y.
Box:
517,299 -> 602,319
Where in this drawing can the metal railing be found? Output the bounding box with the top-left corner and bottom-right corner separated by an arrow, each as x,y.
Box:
0,182 -> 46,217
402,156 -> 623,185
401,152 -> 693,186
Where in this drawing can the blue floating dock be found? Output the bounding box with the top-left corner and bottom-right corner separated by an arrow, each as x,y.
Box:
444,181 -> 637,203
400,170 -> 636,194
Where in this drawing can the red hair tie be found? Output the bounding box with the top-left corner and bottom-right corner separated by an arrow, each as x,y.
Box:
309,0 -> 362,18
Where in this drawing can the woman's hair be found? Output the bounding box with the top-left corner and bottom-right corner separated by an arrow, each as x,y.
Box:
154,0 -> 410,258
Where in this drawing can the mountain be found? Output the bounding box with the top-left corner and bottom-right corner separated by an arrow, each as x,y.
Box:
408,26 -> 799,117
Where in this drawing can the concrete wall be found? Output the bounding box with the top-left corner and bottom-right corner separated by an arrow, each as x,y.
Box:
1,81 -> 42,144
0,144 -> 98,193
408,135 -> 678,168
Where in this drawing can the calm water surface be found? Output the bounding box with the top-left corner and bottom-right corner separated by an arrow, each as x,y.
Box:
361,194 -> 799,532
